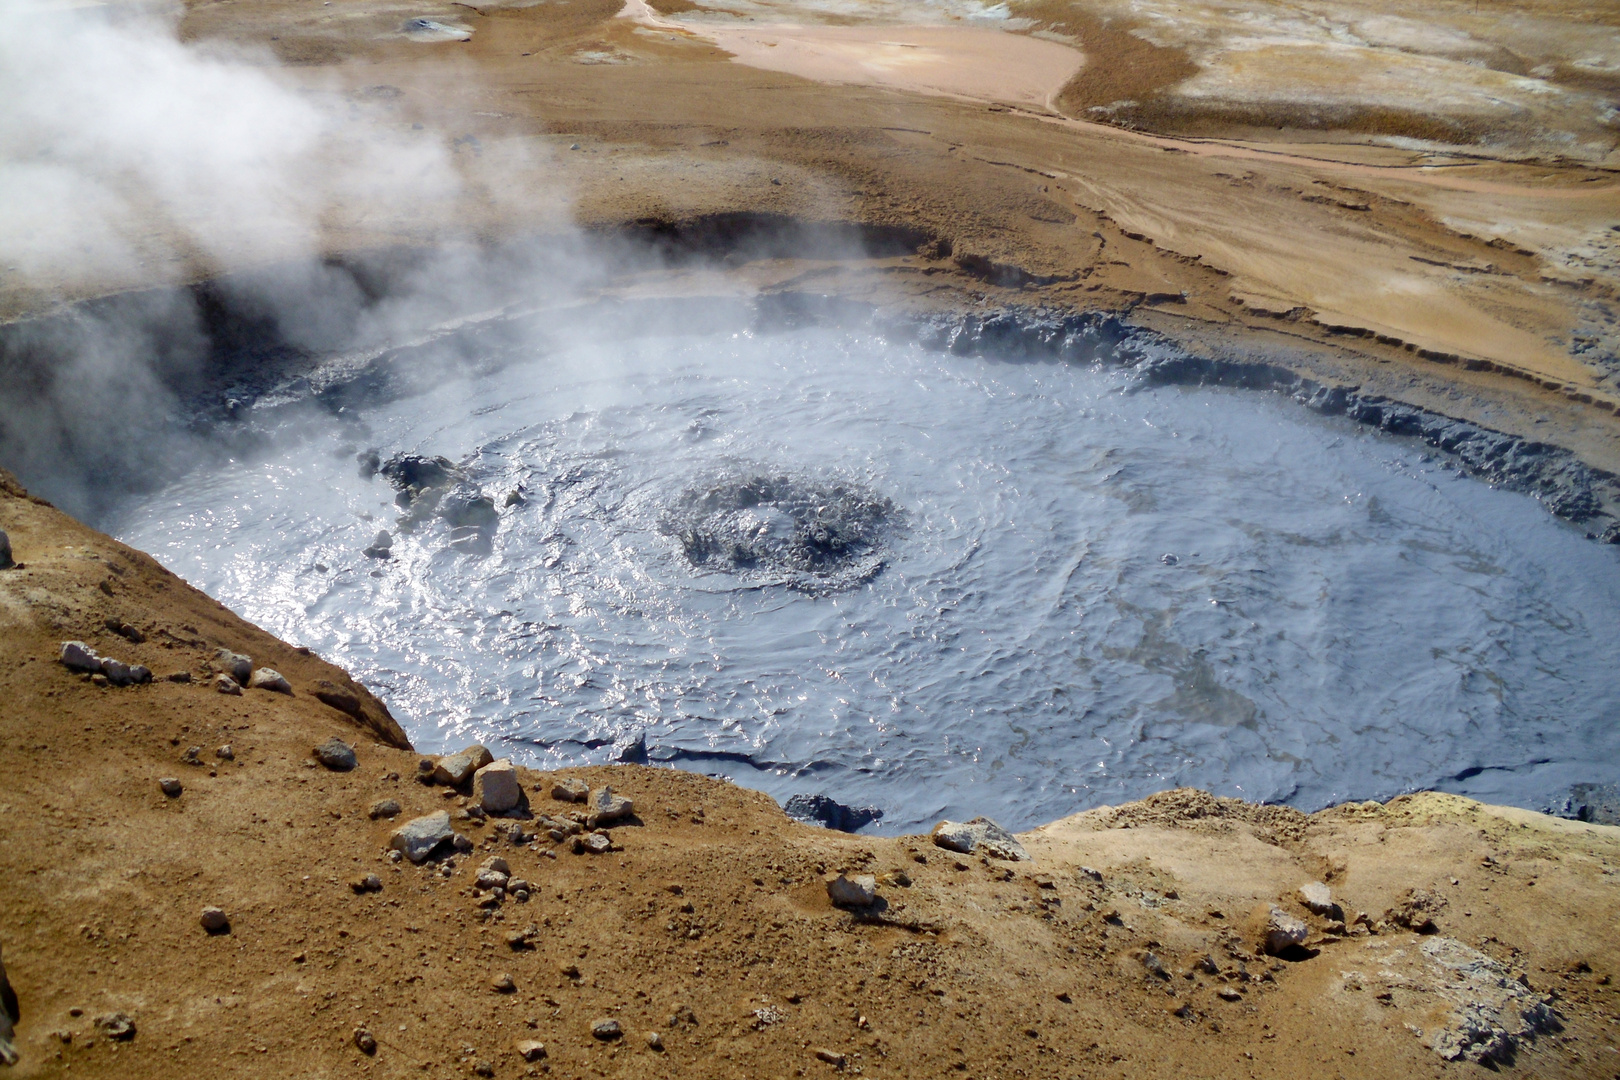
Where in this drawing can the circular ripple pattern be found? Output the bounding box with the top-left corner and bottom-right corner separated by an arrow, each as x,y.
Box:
660,468 -> 898,591
104,324 -> 1620,833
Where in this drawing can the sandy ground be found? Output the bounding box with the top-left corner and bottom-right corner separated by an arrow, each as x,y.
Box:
0,470 -> 1618,1079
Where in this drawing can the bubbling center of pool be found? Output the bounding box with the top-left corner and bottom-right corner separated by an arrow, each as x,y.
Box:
106,324 -> 1620,831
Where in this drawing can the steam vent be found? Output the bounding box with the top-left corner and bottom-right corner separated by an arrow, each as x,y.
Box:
0,0 -> 1617,1077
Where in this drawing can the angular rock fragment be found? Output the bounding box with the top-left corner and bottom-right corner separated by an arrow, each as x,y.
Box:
354,1028 -> 377,1055
826,874 -> 877,908
314,737 -> 357,772
249,668 -> 292,694
1298,881 -> 1336,915
586,785 -> 633,826
492,974 -> 516,994
551,777 -> 588,802
214,674 -> 242,696
59,640 -> 100,672
368,798 -> 401,820
515,1039 -> 547,1062
1264,906 -> 1308,955
94,1012 -> 135,1041
473,759 -> 522,814
784,792 -> 882,832
199,907 -> 230,934
930,816 -> 1031,861
158,777 -> 182,797
590,1018 -> 621,1040
390,810 -> 456,863
432,745 -> 493,787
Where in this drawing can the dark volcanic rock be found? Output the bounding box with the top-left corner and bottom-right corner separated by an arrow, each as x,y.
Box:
784,793 -> 883,833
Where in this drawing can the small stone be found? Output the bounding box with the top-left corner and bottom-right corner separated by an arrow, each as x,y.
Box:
432,745 -> 493,787
314,737 -> 358,772
200,906 -> 230,933
645,1031 -> 663,1051
452,833 -> 474,852
476,867 -> 510,891
354,1027 -> 377,1054
930,817 -> 1031,861
814,1048 -> 847,1067
504,929 -> 532,950
369,798 -> 402,820
590,1018 -> 622,1040
826,874 -> 877,908
249,668 -> 292,694
214,649 -> 252,684
480,855 -> 511,874
586,785 -> 634,826
1217,986 -> 1243,1001
363,531 -> 393,559
128,665 -> 152,684
1298,881 -> 1335,915
216,745 -> 233,760
492,974 -> 517,994
581,831 -> 612,855
551,777 -> 588,802
158,777 -> 183,797
880,870 -> 912,888
214,673 -> 242,695
472,1061 -> 494,1077
350,874 -> 383,894
182,745 -> 202,765
516,1039 -> 547,1062
389,810 -> 456,863
94,1012 -> 136,1041
1264,906 -> 1309,955
59,641 -> 101,672
99,658 -> 133,686
508,877 -> 529,892
474,759 -> 523,814
165,671 -> 192,683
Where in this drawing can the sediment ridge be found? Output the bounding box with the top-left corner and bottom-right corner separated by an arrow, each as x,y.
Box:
0,456 -> 1617,1079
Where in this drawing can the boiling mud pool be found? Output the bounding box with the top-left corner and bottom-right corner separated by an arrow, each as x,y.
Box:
110,325 -> 1620,831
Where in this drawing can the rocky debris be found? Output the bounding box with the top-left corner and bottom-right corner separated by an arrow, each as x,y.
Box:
432,745 -> 493,787
93,1012 -> 135,1041
390,810 -> 456,863
214,649 -> 252,684
473,760 -> 522,814
590,1018 -> 622,1040
0,530 -> 11,570
645,1031 -> 663,1051
379,454 -> 462,502
930,817 -> 1031,861
827,874 -> 877,908
0,943 -> 17,1066
354,1027 -> 377,1055
350,874 -> 383,894
312,680 -> 363,717
1298,881 -> 1337,916
586,785 -> 633,826
165,671 -> 192,683
1216,986 -> 1244,1001
504,927 -> 534,950
368,798 -> 401,820
536,813 -> 583,841
249,668 -> 292,694
1140,952 -> 1170,980
199,907 -> 231,934
508,879 -> 530,901
158,777 -> 183,797
1387,887 -> 1447,934
814,1047 -> 848,1067
1264,906 -> 1308,955
784,793 -> 882,832
515,1039 -> 547,1062
362,531 -> 393,560
99,657 -> 150,686
215,745 -> 233,761
551,777 -> 588,802
314,737 -> 357,772
491,974 -> 516,994
104,618 -> 144,643
214,674 -> 242,696
574,831 -> 612,855
181,746 -> 203,766
475,866 -> 510,892
59,641 -> 100,672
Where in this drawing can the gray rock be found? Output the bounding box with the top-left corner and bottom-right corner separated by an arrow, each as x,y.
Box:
590,1018 -> 622,1040
199,906 -> 230,933
1264,906 -> 1308,955
0,942 -> 17,1066
580,831 -> 612,855
93,1011 -> 135,1041
128,665 -> 152,684
214,649 -> 252,684
516,1039 -> 547,1062
492,973 -> 516,994
930,817 -> 1031,861
159,777 -> 182,797
784,793 -> 882,832
215,745 -> 233,761
165,671 -> 191,684
480,856 -> 510,875
368,798 -> 402,820
0,530 -> 12,570
432,745 -> 493,787
1298,881 -> 1335,915
314,737 -> 357,772
354,1027 -> 377,1054
586,785 -> 633,826
645,1031 -> 663,1051
249,668 -> 292,694
551,777 -> 588,802
473,760 -> 522,814
59,641 -> 101,672
363,531 -> 393,560
99,657 -> 134,686
475,868 -> 510,892
350,874 -> 383,894
390,811 -> 455,863
826,874 -> 878,908
214,674 -> 242,696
